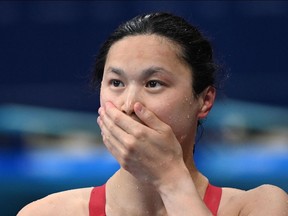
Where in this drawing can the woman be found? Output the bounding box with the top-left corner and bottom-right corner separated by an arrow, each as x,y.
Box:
18,12 -> 288,216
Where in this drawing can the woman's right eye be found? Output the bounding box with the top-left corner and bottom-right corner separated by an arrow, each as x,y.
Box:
110,79 -> 124,87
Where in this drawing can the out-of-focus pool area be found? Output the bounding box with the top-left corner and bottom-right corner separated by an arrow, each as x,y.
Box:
0,100 -> 287,215
1,2 -> 288,215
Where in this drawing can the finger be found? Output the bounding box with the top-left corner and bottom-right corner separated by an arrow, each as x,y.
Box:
99,105 -> 137,152
97,114 -> 126,161
98,107 -> 126,143
104,101 -> 145,135
134,102 -> 168,132
98,113 -> 140,170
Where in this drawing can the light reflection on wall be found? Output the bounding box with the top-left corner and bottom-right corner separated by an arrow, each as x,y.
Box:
0,2 -> 288,215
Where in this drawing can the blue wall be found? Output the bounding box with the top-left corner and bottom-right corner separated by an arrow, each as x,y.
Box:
1,2 -> 288,215
1,2 -> 288,111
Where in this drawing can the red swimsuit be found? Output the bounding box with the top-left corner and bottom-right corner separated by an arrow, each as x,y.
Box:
89,183 -> 222,216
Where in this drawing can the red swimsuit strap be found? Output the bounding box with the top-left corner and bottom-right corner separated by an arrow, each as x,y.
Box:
203,183 -> 222,216
89,183 -> 222,216
89,184 -> 106,216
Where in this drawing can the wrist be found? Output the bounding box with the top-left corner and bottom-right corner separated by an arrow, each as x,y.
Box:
155,161 -> 194,196
155,164 -> 212,216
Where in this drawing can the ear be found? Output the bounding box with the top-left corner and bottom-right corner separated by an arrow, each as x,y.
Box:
197,86 -> 216,119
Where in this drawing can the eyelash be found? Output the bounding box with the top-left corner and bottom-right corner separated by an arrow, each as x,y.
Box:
109,79 -> 165,88
110,79 -> 124,87
145,80 -> 164,88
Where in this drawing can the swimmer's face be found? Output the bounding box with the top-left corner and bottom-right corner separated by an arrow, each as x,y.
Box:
100,34 -> 212,144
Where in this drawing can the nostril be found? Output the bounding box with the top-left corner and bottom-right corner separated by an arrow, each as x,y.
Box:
121,100 -> 135,115
122,110 -> 136,116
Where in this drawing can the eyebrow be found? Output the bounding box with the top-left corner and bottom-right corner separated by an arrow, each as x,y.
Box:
107,67 -> 124,76
106,66 -> 173,79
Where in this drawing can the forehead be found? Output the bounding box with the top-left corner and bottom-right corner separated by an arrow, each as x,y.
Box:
104,34 -> 193,86
106,34 -> 183,62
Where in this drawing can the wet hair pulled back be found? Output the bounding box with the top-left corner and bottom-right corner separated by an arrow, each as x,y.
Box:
91,12 -> 218,96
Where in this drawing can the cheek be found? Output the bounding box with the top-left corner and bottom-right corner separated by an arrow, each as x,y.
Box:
100,87 -> 112,107
100,88 -> 122,110
155,98 -> 198,140
99,90 -> 106,107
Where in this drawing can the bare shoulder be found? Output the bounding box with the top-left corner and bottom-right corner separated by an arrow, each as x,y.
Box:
242,184 -> 288,215
17,187 -> 93,216
219,184 -> 288,216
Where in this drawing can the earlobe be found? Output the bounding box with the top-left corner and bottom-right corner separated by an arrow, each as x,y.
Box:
198,86 -> 216,119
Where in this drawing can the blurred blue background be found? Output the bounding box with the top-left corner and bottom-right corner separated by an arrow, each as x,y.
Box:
0,2 -> 288,215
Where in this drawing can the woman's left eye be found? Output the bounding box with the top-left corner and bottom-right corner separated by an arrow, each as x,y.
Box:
145,80 -> 163,88
110,79 -> 124,87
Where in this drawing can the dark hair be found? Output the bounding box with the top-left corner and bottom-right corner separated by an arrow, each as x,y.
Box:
91,12 -> 218,96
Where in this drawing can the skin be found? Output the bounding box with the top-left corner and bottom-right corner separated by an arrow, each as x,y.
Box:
17,35 -> 288,216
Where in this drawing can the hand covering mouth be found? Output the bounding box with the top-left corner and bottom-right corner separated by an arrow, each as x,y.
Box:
129,113 -> 146,126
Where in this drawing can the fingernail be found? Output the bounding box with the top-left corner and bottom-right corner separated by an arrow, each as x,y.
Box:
105,101 -> 115,109
98,107 -> 103,115
134,102 -> 143,113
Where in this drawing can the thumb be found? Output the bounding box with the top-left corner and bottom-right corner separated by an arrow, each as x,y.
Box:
134,102 -> 165,131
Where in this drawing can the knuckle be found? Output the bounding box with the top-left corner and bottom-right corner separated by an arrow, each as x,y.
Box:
162,124 -> 172,133
113,113 -> 121,124
145,113 -> 154,123
133,128 -> 144,139
122,150 -> 130,161
121,151 -> 132,169
108,123 -> 115,132
125,137 -> 137,153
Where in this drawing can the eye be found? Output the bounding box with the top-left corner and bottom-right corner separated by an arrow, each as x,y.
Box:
110,79 -> 124,87
145,80 -> 163,88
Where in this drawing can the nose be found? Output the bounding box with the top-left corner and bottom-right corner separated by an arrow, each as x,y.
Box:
121,86 -> 139,115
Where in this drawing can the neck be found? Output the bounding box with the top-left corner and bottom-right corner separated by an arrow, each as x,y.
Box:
106,169 -> 165,215
105,159 -> 208,215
